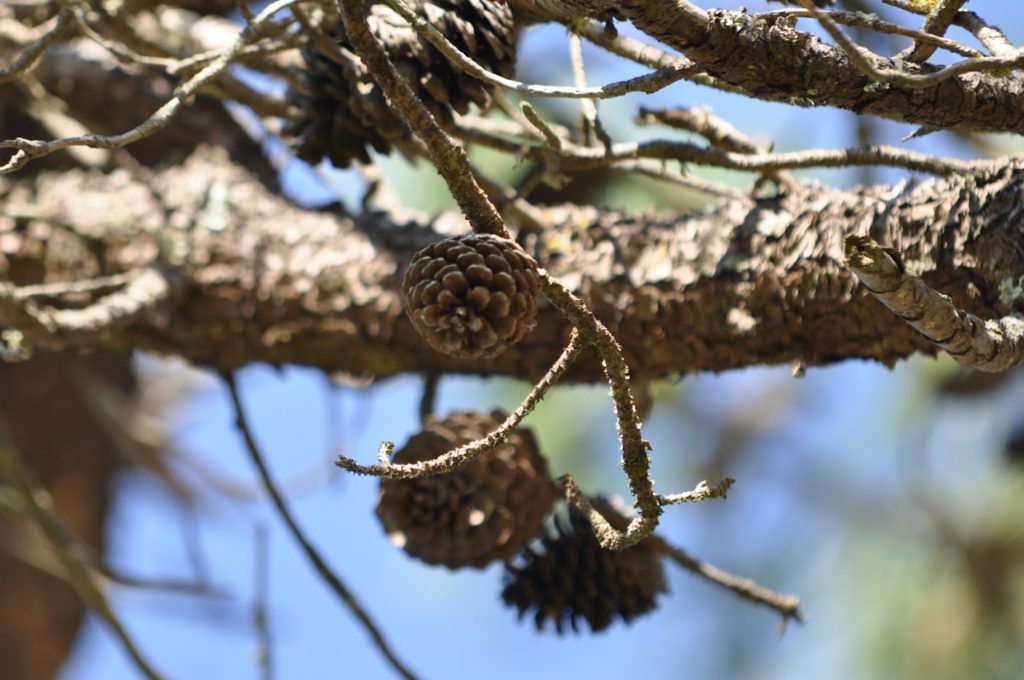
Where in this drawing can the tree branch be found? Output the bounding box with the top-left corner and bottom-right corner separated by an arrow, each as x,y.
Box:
3,148 -> 1024,379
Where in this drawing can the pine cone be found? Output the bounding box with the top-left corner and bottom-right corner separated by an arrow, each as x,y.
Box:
375,410 -> 555,569
284,0 -> 517,167
501,508 -> 668,634
403,234 -> 540,359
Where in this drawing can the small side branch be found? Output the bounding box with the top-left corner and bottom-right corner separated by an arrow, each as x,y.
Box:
223,373 -> 419,680
586,495 -> 804,623
648,536 -> 805,625
658,478 -> 735,506
845,234 -> 1024,372
0,429 -> 162,680
0,8 -> 71,84
0,0 -> 300,174
337,329 -> 583,478
794,0 -> 1024,90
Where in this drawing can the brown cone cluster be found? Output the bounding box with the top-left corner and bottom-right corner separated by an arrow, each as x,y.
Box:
403,234 -> 540,359
375,410 -> 555,569
501,508 -> 668,634
284,0 -> 517,167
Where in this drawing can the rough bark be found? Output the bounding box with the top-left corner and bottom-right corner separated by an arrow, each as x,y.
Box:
3,146 -> 1023,382
518,1 -> 1024,135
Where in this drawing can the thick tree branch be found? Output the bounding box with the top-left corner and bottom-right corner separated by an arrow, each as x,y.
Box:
525,0 -> 1024,135
3,147 -> 1024,380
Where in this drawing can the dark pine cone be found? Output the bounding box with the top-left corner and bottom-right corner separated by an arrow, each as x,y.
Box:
375,410 -> 555,569
403,233 -> 540,359
501,508 -> 668,634
284,0 -> 517,167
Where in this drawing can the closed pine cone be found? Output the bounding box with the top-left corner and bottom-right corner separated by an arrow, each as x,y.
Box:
284,0 -> 517,167
375,410 -> 555,569
403,233 -> 540,359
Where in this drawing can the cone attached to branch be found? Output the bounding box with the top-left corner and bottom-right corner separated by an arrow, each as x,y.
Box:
375,410 -> 555,569
501,507 -> 668,634
284,0 -> 518,167
403,233 -> 541,359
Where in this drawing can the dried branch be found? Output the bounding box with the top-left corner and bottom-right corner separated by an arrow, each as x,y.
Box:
658,478 -> 735,507
648,535 -> 805,624
766,6 -> 981,59
794,0 -> 1023,90
0,8 -> 71,84
334,0 -> 506,237
253,524 -> 273,680
845,234 -> 1024,372
0,429 -> 162,680
223,373 -> 419,680
452,118 -> 1001,177
0,0 -> 299,174
883,0 -> 1016,57
542,275 -> 661,550
381,0 -> 698,99
587,495 -> 805,623
337,329 -> 583,478
899,0 -> 969,63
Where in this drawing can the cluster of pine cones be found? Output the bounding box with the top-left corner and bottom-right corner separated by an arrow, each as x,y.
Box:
285,0 -> 667,632
376,409 -> 668,633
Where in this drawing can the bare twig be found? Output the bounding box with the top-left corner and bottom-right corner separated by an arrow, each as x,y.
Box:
766,7 -> 981,59
338,329 -> 583,478
587,495 -> 805,623
658,478 -> 735,506
253,524 -> 273,680
334,0 -> 506,237
542,274 -> 661,551
418,373 -> 439,425
381,0 -> 697,99
0,8 -> 71,84
899,0 -> 969,63
648,536 -> 806,624
0,0 -> 301,174
845,234 -> 1024,372
0,429 -> 162,680
223,373 -> 419,680
452,118 -> 999,177
793,0 -> 1024,90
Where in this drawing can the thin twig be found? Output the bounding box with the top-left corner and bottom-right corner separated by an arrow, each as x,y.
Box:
766,7 -> 981,59
380,0 -> 697,100
338,329 -> 583,478
418,373 -> 439,425
586,495 -> 805,623
335,0 -> 506,237
0,0 -> 301,174
899,0 -> 969,63
648,536 -> 806,624
793,0 -> 1024,90
0,8 -> 71,84
253,524 -> 273,680
0,429 -> 162,680
451,119 -> 1001,177
658,478 -> 735,506
542,274 -> 661,551
223,373 -> 419,680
